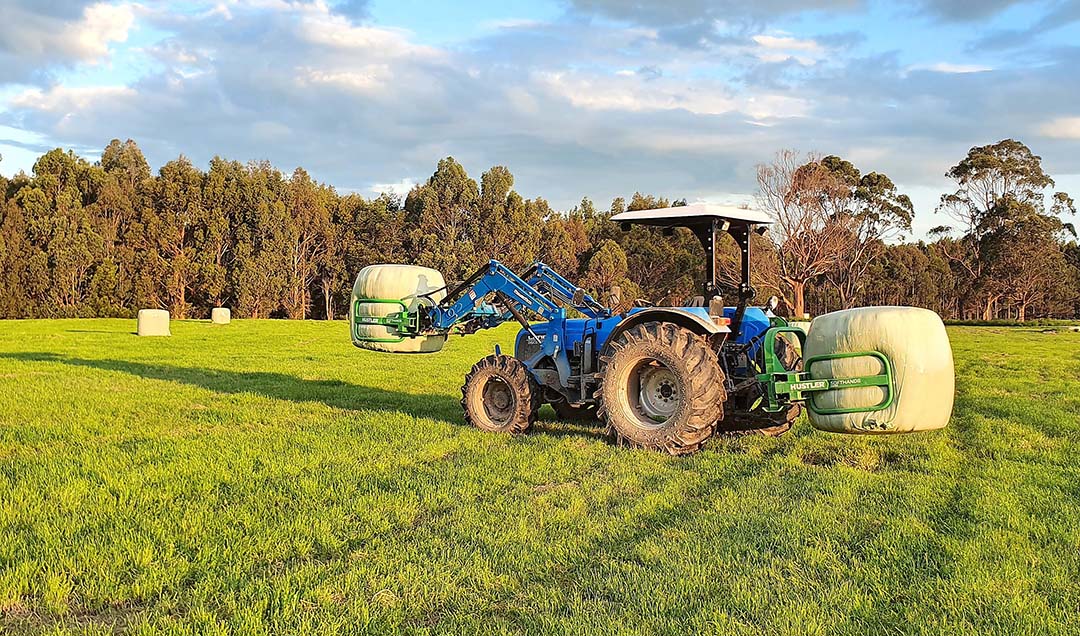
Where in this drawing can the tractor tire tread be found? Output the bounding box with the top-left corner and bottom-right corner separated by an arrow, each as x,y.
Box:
461,354 -> 538,435
597,322 -> 726,456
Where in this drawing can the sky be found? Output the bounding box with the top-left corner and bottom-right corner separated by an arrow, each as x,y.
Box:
1,0 -> 1078,239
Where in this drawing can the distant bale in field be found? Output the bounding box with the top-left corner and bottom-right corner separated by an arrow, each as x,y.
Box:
137,309 -> 171,336
211,307 -> 231,325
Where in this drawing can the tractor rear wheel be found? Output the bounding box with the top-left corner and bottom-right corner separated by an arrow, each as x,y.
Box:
461,354 -> 540,434
598,323 -> 725,455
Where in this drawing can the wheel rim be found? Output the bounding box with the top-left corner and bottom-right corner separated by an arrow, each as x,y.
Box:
625,360 -> 679,429
481,376 -> 515,424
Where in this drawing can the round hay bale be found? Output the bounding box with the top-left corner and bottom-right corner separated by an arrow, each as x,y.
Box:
350,264 -> 447,353
211,307 -> 231,324
804,306 -> 953,434
137,309 -> 171,337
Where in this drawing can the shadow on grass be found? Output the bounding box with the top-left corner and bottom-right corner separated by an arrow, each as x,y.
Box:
2,352 -> 607,441
4,351 -> 464,420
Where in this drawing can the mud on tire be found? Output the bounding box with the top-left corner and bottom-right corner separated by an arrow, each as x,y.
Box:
461,354 -> 540,434
597,323 -> 726,455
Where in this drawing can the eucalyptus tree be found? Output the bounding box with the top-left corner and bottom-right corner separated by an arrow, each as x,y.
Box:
404,157 -> 480,282
935,139 -> 1074,319
756,150 -> 851,317
143,156 -> 205,318
815,155 -> 914,309
282,167 -> 333,319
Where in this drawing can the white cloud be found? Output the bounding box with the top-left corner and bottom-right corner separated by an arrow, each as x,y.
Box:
907,62 -> 993,74
369,178 -> 416,197
295,8 -> 436,59
482,18 -> 548,30
301,67 -> 389,92
753,34 -> 820,51
844,145 -> 889,164
536,71 -> 734,114
10,85 -> 137,112
74,3 -> 136,60
1038,116 -> 1080,139
535,71 -> 808,119
1,1 -> 135,69
751,34 -> 825,65
741,94 -> 810,120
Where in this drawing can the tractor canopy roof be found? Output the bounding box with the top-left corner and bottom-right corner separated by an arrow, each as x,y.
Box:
610,203 -> 772,228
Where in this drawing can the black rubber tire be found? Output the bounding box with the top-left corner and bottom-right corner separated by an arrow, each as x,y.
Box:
597,323 -> 726,455
551,400 -> 598,422
722,333 -> 802,437
461,354 -> 540,434
723,406 -> 798,437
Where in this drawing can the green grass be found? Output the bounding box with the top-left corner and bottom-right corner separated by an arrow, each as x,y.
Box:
943,319 -> 1080,327
1,320 -> 1079,635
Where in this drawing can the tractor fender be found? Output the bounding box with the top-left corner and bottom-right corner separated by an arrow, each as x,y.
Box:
602,308 -> 729,354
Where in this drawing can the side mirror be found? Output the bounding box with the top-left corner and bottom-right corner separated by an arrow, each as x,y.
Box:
767,295 -> 779,312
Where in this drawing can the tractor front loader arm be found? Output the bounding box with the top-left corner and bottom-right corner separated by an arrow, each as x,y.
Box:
353,259 -> 604,342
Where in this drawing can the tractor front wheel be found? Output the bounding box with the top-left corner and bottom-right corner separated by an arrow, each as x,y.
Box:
461,354 -> 540,434
598,323 -> 726,455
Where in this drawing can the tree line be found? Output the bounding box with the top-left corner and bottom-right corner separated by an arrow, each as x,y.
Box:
0,138 -> 1076,321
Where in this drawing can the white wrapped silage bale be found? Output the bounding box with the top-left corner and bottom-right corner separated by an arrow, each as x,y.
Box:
211,308 -> 231,324
803,306 -> 953,434
350,264 -> 447,353
137,309 -> 171,336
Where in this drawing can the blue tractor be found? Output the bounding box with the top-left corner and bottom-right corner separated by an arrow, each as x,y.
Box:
353,204 -> 822,455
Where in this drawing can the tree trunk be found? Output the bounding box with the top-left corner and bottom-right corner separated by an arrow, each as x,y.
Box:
321,279 -> 334,320
791,280 -> 806,318
172,269 -> 187,319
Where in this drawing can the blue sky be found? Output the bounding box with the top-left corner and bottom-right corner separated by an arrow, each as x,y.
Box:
1,0 -> 1078,239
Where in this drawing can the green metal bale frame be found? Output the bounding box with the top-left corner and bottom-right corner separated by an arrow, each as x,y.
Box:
757,326 -> 896,417
352,298 -> 422,344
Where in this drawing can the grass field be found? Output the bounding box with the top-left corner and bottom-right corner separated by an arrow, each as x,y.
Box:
1,319 -> 1079,635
